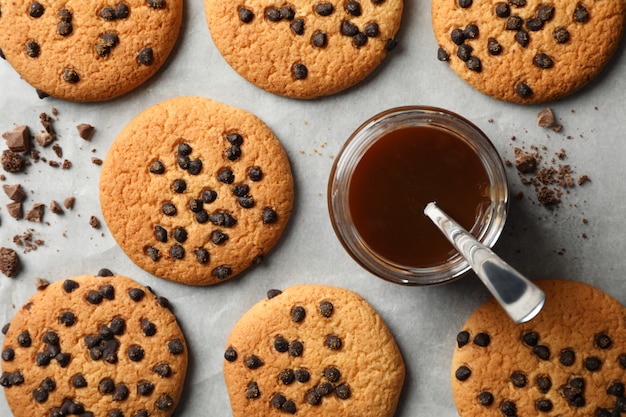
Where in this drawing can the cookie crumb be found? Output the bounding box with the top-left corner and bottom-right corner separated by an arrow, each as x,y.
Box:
0,247 -> 19,277
537,108 -> 555,128
578,175 -> 591,186
89,215 -> 101,229
24,203 -> 45,222
52,143 -> 63,158
50,200 -> 64,214
1,150 -> 25,173
514,148 -> 536,173
76,123 -> 95,140
63,196 -> 75,209
35,277 -> 50,290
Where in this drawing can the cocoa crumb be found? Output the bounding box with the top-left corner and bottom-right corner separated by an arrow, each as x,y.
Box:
536,186 -> 560,206
1,150 -> 25,172
0,247 -> 19,278
39,113 -> 55,135
35,277 -> 49,290
63,196 -> 75,209
89,216 -> 101,229
24,203 -> 45,222
13,229 -> 44,253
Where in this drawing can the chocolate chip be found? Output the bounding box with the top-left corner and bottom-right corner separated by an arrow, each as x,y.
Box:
25,40 -> 40,58
291,306 -> 305,323
324,366 -> 340,382
280,6 -> 295,20
138,48 -> 154,65
99,6 -> 115,20
2,348 -> 14,361
608,382 -> 625,397
238,7 -> 254,23
259,207 -> 277,224
487,38 -> 502,55
265,7 -> 281,21
245,355 -> 264,369
29,2 -> 44,17
295,368 -> 310,383
213,265 -> 232,280
458,0 -> 472,7
141,319 -> 157,337
147,0 -> 164,9
156,394 -> 174,410
279,369 -> 295,385
2,323 -> 10,335
153,363 -> 171,377
86,291 -> 103,305
353,32 -> 368,47
315,3 -> 334,16
525,17 -> 543,31
319,301 -> 334,317
437,47 -> 450,62
365,22 -> 379,37
506,16 -> 522,30
501,401 -> 517,416
33,388 -> 48,403
336,384 -> 352,400
537,5 -> 554,21
494,3 -> 510,17
18,331 -> 31,347
128,345 -> 144,361
574,3 -> 589,23
509,0 -> 525,6
595,333 -> 612,349
128,288 -> 145,301
153,225 -> 168,242
456,44 -> 472,61
149,160 -> 165,174
168,338 -> 184,354
194,248 -> 210,264
272,393 -> 287,408
536,399 -> 552,412
478,391 -> 493,405
584,356 -> 602,371
306,390 -> 321,405
246,167 -> 262,182
188,159 -> 202,175
289,340 -> 304,356
533,375 -> 551,394
217,168 -> 234,184
59,311 -> 76,326
134,381 -> 154,397
62,68 -> 80,83
238,196 -> 254,208
162,202 -> 177,216
532,345 -> 550,360
312,31 -> 327,48
455,365 -> 471,381
231,184 -> 248,197
510,372 -> 526,388
110,317 -> 125,335
100,284 -> 115,300
177,155 -> 190,169
225,133 -> 243,146
63,279 -> 79,293
172,179 -> 186,193
224,346 -> 237,362
116,3 -> 129,18
553,27 -> 570,43
211,230 -> 229,245
515,30 -> 529,47
43,331 -> 60,345
112,384 -> 129,401
172,227 -> 188,243
456,331 -> 470,348
99,378 -> 115,394
534,53 -> 553,69
325,335 -> 341,350
464,24 -> 478,39
516,82 -> 533,98
58,21 -> 73,36
292,63 -> 308,80
274,336 -> 289,352
287,18 -> 305,35
201,189 -> 218,203
281,400 -> 296,414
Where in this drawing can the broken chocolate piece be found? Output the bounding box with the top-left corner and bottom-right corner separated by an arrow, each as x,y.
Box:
3,184 -> 26,202
2,125 -> 31,153
50,200 -> 64,214
537,108 -> 556,128
76,124 -> 95,140
24,203 -> 45,222
7,201 -> 23,219
63,196 -> 76,209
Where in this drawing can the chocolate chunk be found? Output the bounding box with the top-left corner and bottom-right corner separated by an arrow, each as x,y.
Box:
458,0 -> 472,7
245,355 -> 264,369
510,372 -> 526,388
289,340 -> 304,356
29,2 -> 44,17
559,348 -> 575,366
501,401 -> 517,416
1,150 -> 25,172
515,82 -> 533,98
291,19 -> 305,35
292,63 -> 308,80
291,306 -> 305,323
595,333 -> 612,349
272,393 -> 287,408
279,369 -> 295,385
1,184 -> 26,202
534,53 -> 554,69
319,301 -> 334,317
194,248 -> 209,264
455,365 -> 471,381
473,332 -> 490,347
35,132 -> 54,146
59,311 -> 76,326
315,2 -> 334,16
213,265 -> 232,280
295,368 -> 310,383
325,335 -> 341,350
574,3 -> 589,23
274,336 -> 289,352
50,200 -> 64,214
138,48 -> 154,65
76,123 -> 95,141
6,202 -> 22,219
62,68 -> 80,83
238,6 -> 254,23
584,356 -> 602,371
0,247 -> 19,278
312,31 -> 328,48
494,3 -> 510,18
224,346 -> 237,362
128,288 -> 145,301
24,203 -> 45,222
478,391 -> 493,405
533,345 -> 550,360
168,338 -> 184,354
89,216 -> 101,229
63,196 -> 76,209
553,27 -> 570,43
153,363 -> 171,377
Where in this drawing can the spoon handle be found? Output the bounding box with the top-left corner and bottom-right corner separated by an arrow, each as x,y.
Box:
424,202 -> 545,323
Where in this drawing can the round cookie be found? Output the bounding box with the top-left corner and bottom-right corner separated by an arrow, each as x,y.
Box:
0,273 -> 188,417
205,0 -> 403,99
0,0 -> 183,102
223,285 -> 405,417
451,279 -> 626,416
99,96 -> 294,286
432,1 -> 626,104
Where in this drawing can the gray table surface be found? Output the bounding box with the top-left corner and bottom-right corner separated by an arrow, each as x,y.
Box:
2,0 -> 626,415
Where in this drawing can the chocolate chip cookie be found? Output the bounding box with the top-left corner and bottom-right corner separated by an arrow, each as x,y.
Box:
223,285 -> 405,416
205,0 -> 403,99
452,279 -> 626,416
0,0 -> 183,101
99,96 -> 294,285
1,273 -> 188,417
432,1 -> 626,103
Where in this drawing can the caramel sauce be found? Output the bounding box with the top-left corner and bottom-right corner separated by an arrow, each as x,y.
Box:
348,125 -> 492,268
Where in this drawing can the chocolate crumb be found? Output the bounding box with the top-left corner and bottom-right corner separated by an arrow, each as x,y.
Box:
2,125 -> 31,153
3,184 -> 26,202
0,248 -> 19,277
89,216 -> 101,229
63,196 -> 75,209
35,277 -> 49,290
578,175 -> 590,186
35,132 -> 54,147
537,108 -> 555,128
76,124 -> 95,140
52,143 -> 63,158
91,157 -> 103,165
24,203 -> 45,222
514,148 -> 536,173
50,200 -> 64,214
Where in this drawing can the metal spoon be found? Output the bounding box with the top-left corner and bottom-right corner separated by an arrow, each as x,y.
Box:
424,202 -> 545,323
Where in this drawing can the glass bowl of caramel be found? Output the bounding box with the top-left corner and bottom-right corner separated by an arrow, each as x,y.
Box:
328,106 -> 509,285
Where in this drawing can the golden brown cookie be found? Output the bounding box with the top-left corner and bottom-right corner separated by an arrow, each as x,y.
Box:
99,96 -> 294,286
205,0 -> 403,99
432,1 -> 626,103
0,0 -> 183,102
451,279 -> 626,416
0,273 -> 188,417
223,285 -> 405,417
